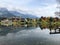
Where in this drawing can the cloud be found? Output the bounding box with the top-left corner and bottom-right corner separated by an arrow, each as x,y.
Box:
35,4 -> 57,17
20,4 -> 57,17
56,0 -> 60,4
0,0 -> 57,17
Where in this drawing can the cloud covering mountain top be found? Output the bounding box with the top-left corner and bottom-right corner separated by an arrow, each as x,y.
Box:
0,7 -> 38,18
0,0 -> 57,17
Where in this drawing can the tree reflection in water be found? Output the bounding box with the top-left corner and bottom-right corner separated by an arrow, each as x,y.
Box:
39,24 -> 60,34
0,23 -> 60,36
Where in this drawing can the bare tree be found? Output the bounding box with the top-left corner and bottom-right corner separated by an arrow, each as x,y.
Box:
55,0 -> 60,17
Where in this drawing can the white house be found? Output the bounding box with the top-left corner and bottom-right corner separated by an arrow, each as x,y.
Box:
1,19 -> 12,26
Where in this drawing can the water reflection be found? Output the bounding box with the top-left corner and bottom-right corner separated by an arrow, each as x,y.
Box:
39,24 -> 60,34
0,24 -> 60,36
0,24 -> 60,45
0,25 -> 37,36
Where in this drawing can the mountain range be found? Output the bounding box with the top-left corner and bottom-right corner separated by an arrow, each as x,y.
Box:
0,8 -> 38,19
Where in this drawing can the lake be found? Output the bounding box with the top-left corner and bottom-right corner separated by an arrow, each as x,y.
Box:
0,26 -> 60,45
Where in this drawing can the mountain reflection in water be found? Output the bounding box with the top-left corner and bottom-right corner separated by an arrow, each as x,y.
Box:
0,25 -> 37,36
0,25 -> 60,45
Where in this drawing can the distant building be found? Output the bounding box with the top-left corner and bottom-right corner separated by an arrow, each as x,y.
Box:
1,19 -> 12,26
20,18 -> 26,25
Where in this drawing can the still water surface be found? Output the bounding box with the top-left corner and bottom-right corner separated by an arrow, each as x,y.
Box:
0,26 -> 60,45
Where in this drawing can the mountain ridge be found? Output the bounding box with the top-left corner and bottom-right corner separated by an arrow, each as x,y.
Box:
0,8 -> 38,19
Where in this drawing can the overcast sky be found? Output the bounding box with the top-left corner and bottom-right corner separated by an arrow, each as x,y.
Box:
0,0 -> 57,17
